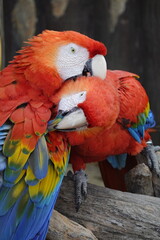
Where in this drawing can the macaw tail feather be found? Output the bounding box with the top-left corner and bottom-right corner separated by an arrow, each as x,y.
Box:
31,220 -> 50,240
107,153 -> 127,169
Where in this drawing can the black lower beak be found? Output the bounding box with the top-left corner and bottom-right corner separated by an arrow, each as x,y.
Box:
82,59 -> 92,77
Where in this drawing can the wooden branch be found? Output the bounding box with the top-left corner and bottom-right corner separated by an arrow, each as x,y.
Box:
125,163 -> 154,196
125,151 -> 160,197
48,176 -> 160,240
47,210 -> 98,240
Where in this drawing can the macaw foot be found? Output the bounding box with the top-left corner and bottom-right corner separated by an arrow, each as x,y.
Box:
67,169 -> 88,212
142,140 -> 160,176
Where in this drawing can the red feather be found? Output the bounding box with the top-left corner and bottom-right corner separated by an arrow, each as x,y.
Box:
52,71 -> 151,190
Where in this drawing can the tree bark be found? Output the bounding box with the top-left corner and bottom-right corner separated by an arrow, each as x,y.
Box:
51,176 -> 160,240
47,210 -> 98,240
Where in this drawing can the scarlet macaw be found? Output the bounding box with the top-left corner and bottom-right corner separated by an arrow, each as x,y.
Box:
0,30 -> 107,239
48,69 -> 159,210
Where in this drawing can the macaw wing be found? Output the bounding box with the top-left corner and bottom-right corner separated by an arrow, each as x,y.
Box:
119,105 -> 155,143
0,58 -> 70,240
107,107 -> 155,169
107,105 -> 153,169
107,71 -> 155,169
0,101 -> 71,240
127,109 -> 155,143
115,71 -> 155,143
0,128 -> 70,240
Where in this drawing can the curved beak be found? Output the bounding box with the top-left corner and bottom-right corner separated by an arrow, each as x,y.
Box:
83,54 -> 107,80
48,107 -> 88,132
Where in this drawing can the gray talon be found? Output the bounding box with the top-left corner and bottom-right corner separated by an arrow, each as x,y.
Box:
142,142 -> 160,176
73,169 -> 88,212
67,170 -> 74,180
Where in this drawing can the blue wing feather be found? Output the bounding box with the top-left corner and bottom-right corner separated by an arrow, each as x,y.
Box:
108,109 -> 156,169
31,220 -> 50,240
128,109 -> 155,143
11,192 -> 57,240
0,123 -> 70,240
28,136 -> 49,180
144,110 -> 156,129
107,154 -> 127,169
127,127 -> 141,143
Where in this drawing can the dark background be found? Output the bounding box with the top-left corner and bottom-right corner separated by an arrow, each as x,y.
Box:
2,0 -> 160,143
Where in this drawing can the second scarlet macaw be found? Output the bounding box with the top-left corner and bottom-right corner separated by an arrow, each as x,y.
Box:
49,67 -> 159,210
0,30 -> 107,239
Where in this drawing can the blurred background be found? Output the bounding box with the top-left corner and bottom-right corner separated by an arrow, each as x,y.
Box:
1,0 -> 160,187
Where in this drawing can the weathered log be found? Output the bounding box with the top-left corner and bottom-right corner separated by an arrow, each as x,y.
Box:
125,163 -> 154,196
47,210 -> 98,240
99,151 -> 160,197
51,176 -> 160,240
132,151 -> 160,197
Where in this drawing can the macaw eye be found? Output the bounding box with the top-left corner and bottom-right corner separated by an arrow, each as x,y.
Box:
78,91 -> 86,101
80,92 -> 85,97
71,47 -> 76,53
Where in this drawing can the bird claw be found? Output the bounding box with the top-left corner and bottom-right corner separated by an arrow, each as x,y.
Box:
67,169 -> 88,212
67,170 -> 74,180
142,141 -> 160,176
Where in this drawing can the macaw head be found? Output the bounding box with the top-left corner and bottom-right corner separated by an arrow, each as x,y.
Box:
48,73 -> 120,139
12,30 -> 107,95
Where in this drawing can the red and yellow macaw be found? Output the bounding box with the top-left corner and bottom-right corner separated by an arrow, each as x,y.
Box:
0,30 -> 107,239
48,68 -> 158,210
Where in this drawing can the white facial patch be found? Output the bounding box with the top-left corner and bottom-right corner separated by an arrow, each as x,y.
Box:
58,91 -> 87,112
56,43 -> 89,80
